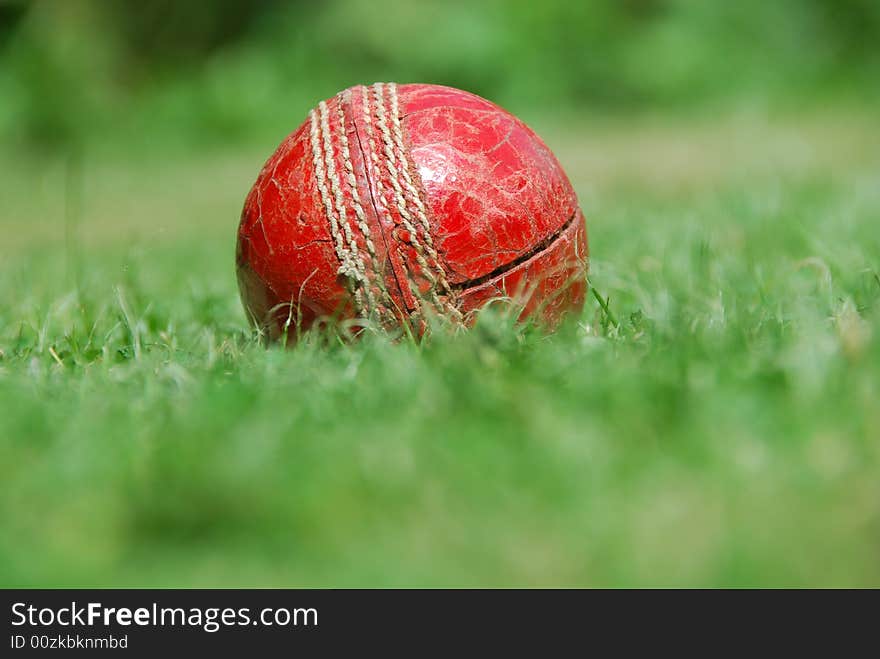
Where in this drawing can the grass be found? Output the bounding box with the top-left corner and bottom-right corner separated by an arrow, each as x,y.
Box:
1,108 -> 879,587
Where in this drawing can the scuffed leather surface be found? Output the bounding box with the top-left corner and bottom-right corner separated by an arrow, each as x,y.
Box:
458,209 -> 587,325
398,84 -> 579,285
236,114 -> 348,334
237,83 -> 588,337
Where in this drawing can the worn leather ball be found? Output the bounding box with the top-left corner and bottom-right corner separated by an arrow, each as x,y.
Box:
236,82 -> 588,338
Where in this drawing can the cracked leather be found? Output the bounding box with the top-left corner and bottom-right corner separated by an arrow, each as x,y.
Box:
236,83 -> 588,337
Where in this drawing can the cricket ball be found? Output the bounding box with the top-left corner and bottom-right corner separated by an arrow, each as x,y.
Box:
236,82 -> 588,338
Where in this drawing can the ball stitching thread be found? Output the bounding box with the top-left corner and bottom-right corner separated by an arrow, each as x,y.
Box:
308,107 -> 366,315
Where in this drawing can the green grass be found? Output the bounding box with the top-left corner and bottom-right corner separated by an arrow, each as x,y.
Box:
1,109 -> 879,587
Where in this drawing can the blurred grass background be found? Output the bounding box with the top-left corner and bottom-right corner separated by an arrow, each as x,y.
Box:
2,0 -> 878,150
1,0 -> 879,586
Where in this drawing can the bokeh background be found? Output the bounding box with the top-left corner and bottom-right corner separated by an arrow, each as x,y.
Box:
1,0 -> 879,587
2,0 -> 878,149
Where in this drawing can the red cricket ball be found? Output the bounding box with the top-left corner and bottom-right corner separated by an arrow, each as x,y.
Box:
236,82 -> 588,338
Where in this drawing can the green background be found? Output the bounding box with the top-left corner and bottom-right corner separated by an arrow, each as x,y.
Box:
1,0 -> 878,586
